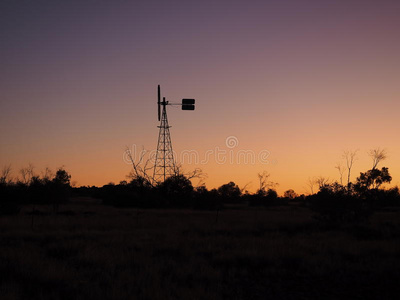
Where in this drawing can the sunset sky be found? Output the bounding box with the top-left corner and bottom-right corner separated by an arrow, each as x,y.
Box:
1,0 -> 399,194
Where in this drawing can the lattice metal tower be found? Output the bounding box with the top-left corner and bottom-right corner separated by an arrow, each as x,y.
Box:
153,96 -> 176,182
152,85 -> 195,183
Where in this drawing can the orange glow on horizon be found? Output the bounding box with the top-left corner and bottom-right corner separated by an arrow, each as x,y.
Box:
1,1 -> 400,195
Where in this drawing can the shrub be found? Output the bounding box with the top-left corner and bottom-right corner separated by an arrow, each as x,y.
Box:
309,183 -> 373,224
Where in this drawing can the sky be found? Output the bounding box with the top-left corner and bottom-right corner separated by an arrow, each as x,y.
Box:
1,0 -> 400,194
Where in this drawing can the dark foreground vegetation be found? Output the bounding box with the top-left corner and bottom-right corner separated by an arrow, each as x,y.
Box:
1,201 -> 400,300
1,149 -> 400,299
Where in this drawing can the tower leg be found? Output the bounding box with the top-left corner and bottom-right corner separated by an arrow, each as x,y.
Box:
153,104 -> 176,183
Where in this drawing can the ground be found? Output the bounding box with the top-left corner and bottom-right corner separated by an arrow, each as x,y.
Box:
1,197 -> 400,299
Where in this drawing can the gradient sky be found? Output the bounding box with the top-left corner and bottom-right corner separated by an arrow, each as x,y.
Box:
1,0 -> 400,194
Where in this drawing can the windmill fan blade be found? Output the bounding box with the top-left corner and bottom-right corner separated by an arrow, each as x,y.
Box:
157,85 -> 161,121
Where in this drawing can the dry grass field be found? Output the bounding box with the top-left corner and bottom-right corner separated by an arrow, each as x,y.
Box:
1,197 -> 400,300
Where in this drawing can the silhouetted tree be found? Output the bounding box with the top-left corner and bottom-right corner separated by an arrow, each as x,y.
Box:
306,177 -> 317,195
218,181 -> 241,202
0,165 -> 20,215
343,149 -> 358,189
51,167 -> 72,212
309,182 -> 372,224
0,165 -> 12,185
53,168 -> 71,186
316,176 -> 330,189
19,163 -> 35,185
41,167 -> 54,182
174,164 -> 206,184
283,189 -> 298,200
193,185 -> 221,210
355,167 -> 392,192
159,174 -> 194,207
378,187 -> 400,207
125,146 -> 154,187
368,148 -> 387,170
335,162 -> 345,186
129,176 -> 153,192
257,171 -> 278,196
29,176 -> 46,203
265,188 -> 278,204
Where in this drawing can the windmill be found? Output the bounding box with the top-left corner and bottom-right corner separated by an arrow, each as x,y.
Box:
153,85 -> 195,183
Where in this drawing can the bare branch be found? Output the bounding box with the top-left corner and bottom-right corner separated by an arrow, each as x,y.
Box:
258,171 -> 270,192
42,167 -> 54,182
306,177 -> 317,195
0,165 -> 12,184
125,146 -> 155,187
240,182 -> 252,194
315,176 -> 330,189
343,149 -> 358,188
186,168 -> 205,180
368,147 -> 387,170
335,162 -> 346,186
173,164 -> 207,187
19,163 -> 35,185
257,171 -> 278,194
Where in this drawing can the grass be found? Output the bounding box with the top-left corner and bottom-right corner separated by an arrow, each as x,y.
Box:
1,198 -> 400,299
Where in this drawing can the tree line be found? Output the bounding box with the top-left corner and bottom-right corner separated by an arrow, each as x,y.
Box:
1,147 -> 399,223
0,165 -> 71,215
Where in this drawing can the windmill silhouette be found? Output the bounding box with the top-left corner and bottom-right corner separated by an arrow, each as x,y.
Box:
153,85 -> 195,183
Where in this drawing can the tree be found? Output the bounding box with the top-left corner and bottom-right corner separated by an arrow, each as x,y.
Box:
343,149 -> 358,189
41,167 -> 54,183
368,148 -> 387,170
306,177 -> 317,195
53,168 -> 71,186
174,164 -> 207,187
195,185 -> 208,194
160,174 -> 194,204
218,181 -> 241,200
265,188 -> 278,202
316,176 -> 330,189
0,165 -> 12,185
0,165 -> 20,215
283,189 -> 298,199
19,163 -> 35,185
309,182 -> 372,223
193,185 -> 221,210
125,146 -> 154,187
257,171 -> 278,196
335,162 -> 345,186
355,167 -> 392,191
52,167 -> 72,212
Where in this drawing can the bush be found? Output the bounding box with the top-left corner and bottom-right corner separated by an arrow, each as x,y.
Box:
247,189 -> 283,207
217,182 -> 241,203
158,175 -> 194,207
309,183 -> 373,224
193,187 -> 221,210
